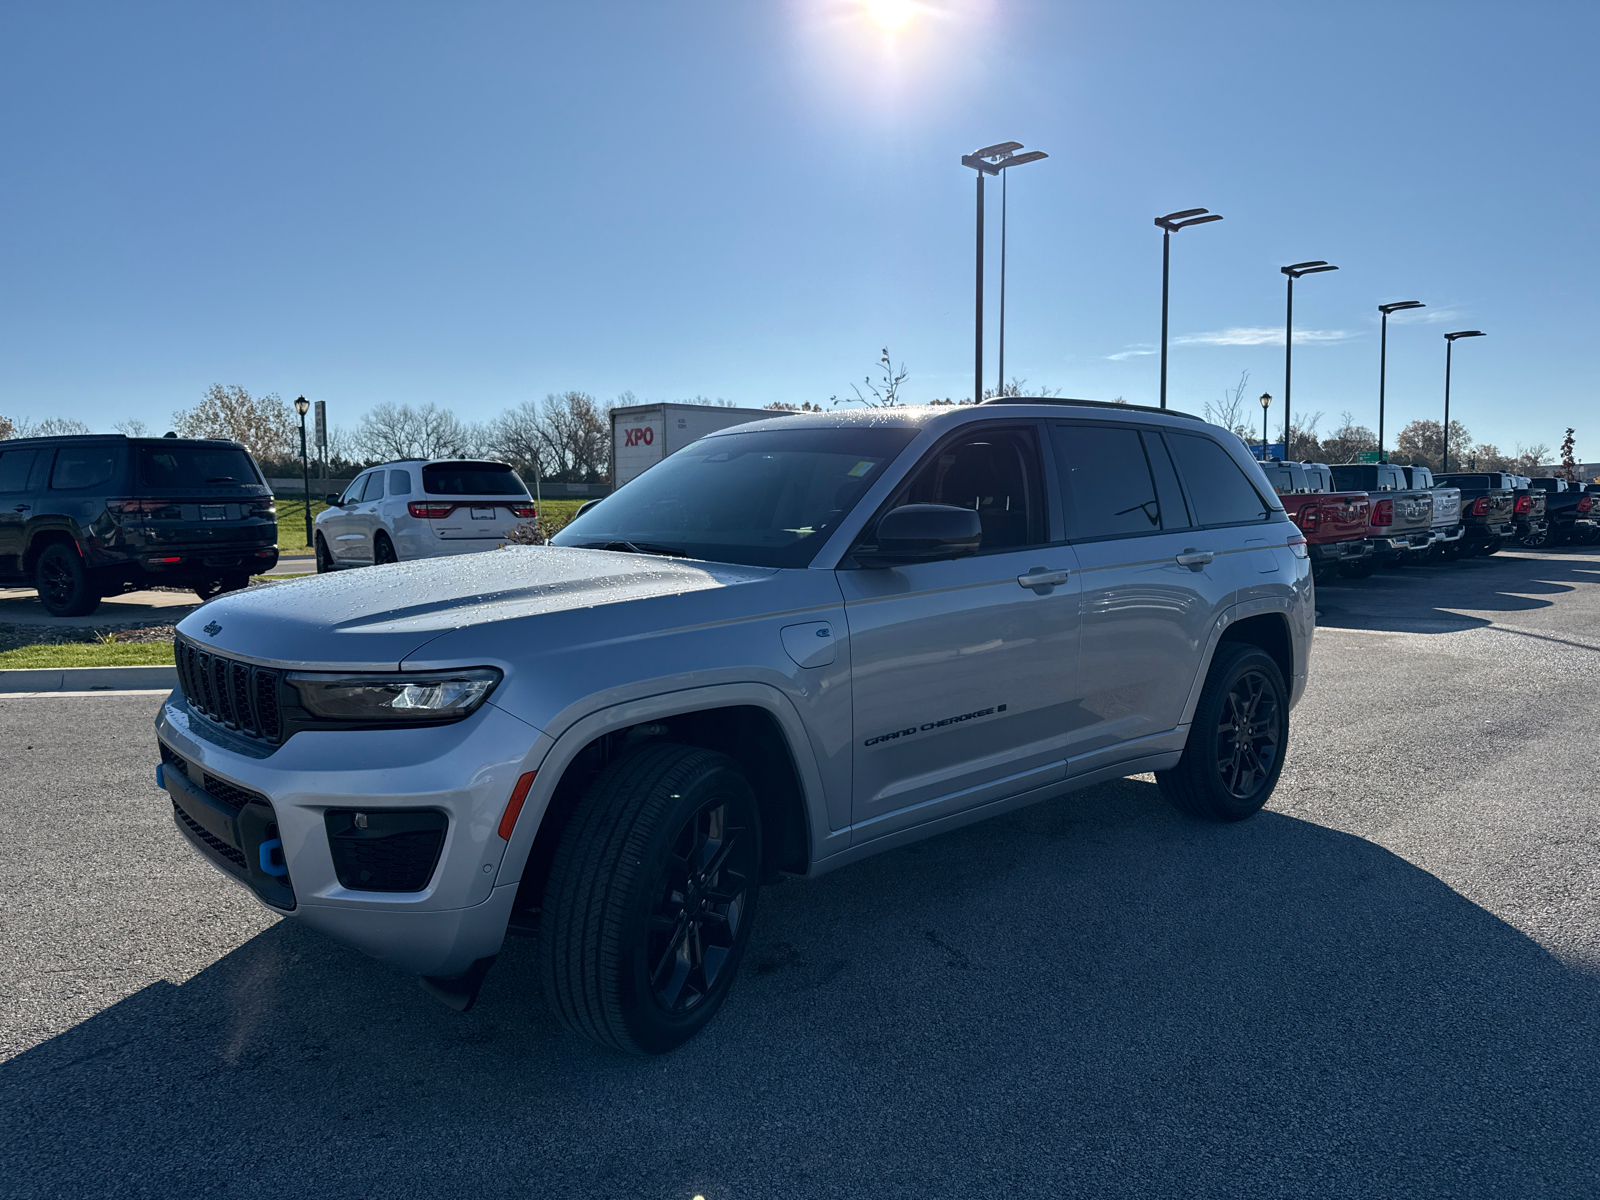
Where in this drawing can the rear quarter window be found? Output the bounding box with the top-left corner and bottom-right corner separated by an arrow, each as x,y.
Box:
50,446 -> 120,490
1166,433 -> 1273,527
388,469 -> 413,495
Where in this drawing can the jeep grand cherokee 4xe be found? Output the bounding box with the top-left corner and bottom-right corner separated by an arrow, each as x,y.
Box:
153,400 -> 1312,1053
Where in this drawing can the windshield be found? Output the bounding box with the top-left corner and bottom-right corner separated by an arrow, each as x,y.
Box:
552,426 -> 918,568
422,463 -> 530,496
138,445 -> 261,488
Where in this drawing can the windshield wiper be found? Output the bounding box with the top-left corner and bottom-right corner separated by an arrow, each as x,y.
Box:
587,540 -> 688,558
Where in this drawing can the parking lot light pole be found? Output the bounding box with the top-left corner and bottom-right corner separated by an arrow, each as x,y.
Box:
961,142 -> 1027,404
1377,301 -> 1425,462
1442,331 -> 1485,472
1260,393 -> 1273,459
295,396 -> 311,548
1280,261 -> 1339,454
1154,208 -> 1224,409
995,149 -> 1048,396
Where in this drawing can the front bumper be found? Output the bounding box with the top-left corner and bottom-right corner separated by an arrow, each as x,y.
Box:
154,692 -> 542,977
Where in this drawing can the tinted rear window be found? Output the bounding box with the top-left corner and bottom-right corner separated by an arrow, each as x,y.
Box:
138,445 -> 261,488
51,446 -> 120,490
1166,433 -> 1273,526
423,463 -> 529,496
1052,425 -> 1189,539
0,448 -> 35,493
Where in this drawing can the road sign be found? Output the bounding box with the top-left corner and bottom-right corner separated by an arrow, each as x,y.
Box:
314,400 -> 326,450
1248,443 -> 1287,461
1357,450 -> 1382,463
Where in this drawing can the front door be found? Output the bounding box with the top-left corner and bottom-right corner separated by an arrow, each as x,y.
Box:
838,424 -> 1082,842
322,473 -> 368,563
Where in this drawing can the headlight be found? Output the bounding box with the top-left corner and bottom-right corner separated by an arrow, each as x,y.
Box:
285,668 -> 502,724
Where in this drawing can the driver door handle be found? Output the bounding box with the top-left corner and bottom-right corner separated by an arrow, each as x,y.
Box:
1017,568 -> 1071,590
13,504 -> 28,512
1175,549 -> 1214,569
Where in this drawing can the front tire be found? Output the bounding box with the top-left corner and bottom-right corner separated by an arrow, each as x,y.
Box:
35,543 -> 100,617
539,743 -> 762,1055
1157,643 -> 1288,822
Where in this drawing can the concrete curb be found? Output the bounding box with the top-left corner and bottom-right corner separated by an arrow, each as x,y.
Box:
0,665 -> 178,693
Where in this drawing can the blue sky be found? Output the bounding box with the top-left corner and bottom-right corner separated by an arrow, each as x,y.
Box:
2,1 -> 1595,457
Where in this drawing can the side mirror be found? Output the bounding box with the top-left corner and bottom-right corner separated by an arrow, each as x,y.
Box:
575,498 -> 602,518
326,493 -> 342,505
854,504 -> 982,568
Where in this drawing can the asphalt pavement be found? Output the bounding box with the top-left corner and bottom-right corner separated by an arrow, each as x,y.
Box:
3,547 -> 1599,1199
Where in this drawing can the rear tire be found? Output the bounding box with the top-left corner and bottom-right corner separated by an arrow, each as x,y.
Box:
1520,526 -> 1552,550
35,543 -> 100,617
374,532 -> 398,564
1478,536 -> 1502,557
1339,558 -> 1377,579
1157,643 -> 1288,822
539,743 -> 762,1055
315,534 -> 334,574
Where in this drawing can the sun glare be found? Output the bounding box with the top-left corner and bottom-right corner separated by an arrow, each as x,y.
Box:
866,0 -> 914,30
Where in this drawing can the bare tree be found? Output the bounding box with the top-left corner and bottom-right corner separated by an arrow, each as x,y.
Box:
835,348 -> 909,408
1204,370 -> 1255,438
112,418 -> 151,437
0,413 -> 13,440
8,416 -> 92,438
171,385 -> 296,461
1513,442 -> 1550,476
1277,411 -> 1324,461
353,402 -> 474,462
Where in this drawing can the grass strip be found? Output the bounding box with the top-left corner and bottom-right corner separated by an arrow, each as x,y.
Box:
0,641 -> 176,669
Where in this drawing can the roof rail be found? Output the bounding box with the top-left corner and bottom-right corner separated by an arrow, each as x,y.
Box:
979,396 -> 1205,421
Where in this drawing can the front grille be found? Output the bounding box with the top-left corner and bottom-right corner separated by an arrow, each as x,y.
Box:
172,799 -> 248,869
325,809 -> 448,893
175,637 -> 282,743
202,772 -> 266,811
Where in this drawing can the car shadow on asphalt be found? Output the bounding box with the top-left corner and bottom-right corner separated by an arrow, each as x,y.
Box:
1314,547 -> 1600,636
4,779 -> 1598,1199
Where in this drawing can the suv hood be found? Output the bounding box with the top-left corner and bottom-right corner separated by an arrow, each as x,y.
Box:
174,547 -> 777,670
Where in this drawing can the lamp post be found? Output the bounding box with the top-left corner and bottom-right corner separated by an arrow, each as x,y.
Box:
1280,260 -> 1339,456
1442,330 -> 1485,472
961,142 -> 1046,403
1260,392 -> 1273,459
1377,301 -> 1425,463
294,395 -> 311,549
1154,208 -> 1224,409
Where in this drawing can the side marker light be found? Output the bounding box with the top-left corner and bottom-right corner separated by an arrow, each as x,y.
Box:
498,772 -> 537,841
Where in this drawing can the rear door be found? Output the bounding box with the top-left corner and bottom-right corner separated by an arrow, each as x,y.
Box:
839,422 -> 1082,841
1054,422 -> 1220,756
0,447 -> 38,577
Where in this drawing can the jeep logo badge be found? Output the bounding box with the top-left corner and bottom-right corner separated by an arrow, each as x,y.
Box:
202,621 -> 222,637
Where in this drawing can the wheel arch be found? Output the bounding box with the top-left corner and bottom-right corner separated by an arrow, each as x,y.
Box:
23,527 -> 81,575
1179,602 -> 1300,727
494,682 -> 826,930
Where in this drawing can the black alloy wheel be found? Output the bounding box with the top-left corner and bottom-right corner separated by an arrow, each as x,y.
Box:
35,543 -> 99,617
373,533 -> 398,565
1520,525 -> 1552,550
1157,642 -> 1288,822
315,534 -> 334,574
539,743 -> 762,1054
645,797 -> 752,1016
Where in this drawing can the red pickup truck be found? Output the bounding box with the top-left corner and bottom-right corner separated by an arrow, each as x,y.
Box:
1258,460 -> 1374,581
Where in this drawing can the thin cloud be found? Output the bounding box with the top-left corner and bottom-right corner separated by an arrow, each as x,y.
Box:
1389,307 -> 1462,326
1106,346 -> 1157,361
1172,326 -> 1356,347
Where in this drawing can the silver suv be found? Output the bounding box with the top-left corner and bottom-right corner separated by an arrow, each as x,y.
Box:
154,400 -> 1312,1053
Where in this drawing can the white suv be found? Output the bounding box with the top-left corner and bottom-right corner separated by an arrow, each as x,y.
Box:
313,459 -> 538,570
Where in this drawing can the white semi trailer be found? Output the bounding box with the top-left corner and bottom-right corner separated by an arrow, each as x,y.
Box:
610,402 -> 787,488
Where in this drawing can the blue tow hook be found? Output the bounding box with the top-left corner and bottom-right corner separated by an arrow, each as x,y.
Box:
259,838 -> 288,877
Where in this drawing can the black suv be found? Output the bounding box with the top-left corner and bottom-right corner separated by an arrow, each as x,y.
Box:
0,434 -> 278,616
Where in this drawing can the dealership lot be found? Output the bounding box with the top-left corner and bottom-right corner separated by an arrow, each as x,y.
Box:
3,550 -> 1599,1199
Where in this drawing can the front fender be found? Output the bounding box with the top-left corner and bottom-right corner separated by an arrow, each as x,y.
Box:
491,680 -> 838,891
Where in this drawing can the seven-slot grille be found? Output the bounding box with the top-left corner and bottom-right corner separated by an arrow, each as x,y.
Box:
174,637 -> 283,742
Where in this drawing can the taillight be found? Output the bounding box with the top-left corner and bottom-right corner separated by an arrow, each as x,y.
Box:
107,498 -> 165,515
1471,497 -> 1489,516
1372,499 -> 1393,527
408,502 -> 456,519
1286,530 -> 1308,558
509,504 -> 538,519
1297,503 -> 1319,533
1514,495 -> 1531,514
248,501 -> 277,518
1580,495 -> 1595,513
